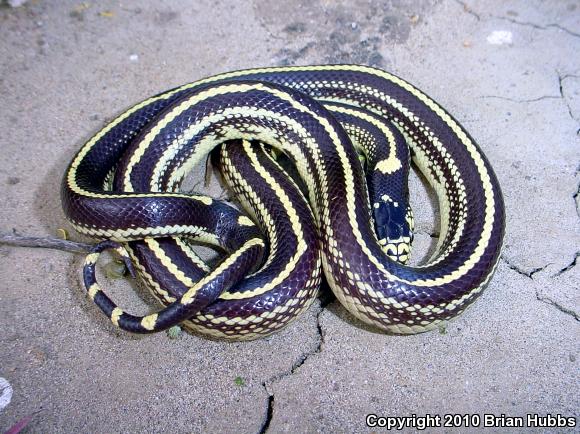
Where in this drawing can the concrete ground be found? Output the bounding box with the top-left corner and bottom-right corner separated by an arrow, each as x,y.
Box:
0,0 -> 578,432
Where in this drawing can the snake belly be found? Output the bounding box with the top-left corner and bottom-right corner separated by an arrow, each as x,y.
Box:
63,64 -> 505,336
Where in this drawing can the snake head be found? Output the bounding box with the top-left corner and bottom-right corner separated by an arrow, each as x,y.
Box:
373,198 -> 414,264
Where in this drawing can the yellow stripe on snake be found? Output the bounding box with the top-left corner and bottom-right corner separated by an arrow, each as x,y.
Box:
62,65 -> 505,339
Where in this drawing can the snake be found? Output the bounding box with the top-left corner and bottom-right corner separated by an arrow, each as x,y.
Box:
62,64 -> 505,338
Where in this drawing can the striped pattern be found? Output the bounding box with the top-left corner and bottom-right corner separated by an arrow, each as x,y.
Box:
62,65 -> 505,337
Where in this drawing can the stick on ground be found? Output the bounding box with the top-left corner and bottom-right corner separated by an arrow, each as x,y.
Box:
0,233 -> 93,254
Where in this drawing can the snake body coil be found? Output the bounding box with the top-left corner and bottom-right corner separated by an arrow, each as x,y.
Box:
62,65 -> 505,339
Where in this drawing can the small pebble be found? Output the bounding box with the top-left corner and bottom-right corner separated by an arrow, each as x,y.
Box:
167,326 -> 182,339
104,260 -> 127,279
7,0 -> 28,7
487,30 -> 513,45
0,377 -> 13,411
129,53 -> 139,62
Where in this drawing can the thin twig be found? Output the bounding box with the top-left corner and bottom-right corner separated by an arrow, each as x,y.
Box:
0,233 -> 93,254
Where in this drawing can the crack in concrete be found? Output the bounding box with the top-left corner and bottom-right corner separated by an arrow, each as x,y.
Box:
557,72 -> 580,124
414,229 -> 440,238
482,72 -> 580,222
480,95 -> 560,103
536,292 -> 580,321
455,2 -> 580,39
555,251 -> 579,276
501,256 -> 547,279
257,395 -> 274,434
574,180 -> 580,219
492,15 -> 580,39
557,75 -> 580,220
257,301 -> 328,434
502,257 -> 579,321
452,0 -> 480,21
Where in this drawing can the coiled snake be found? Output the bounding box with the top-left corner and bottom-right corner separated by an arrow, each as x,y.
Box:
62,65 -> 505,339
